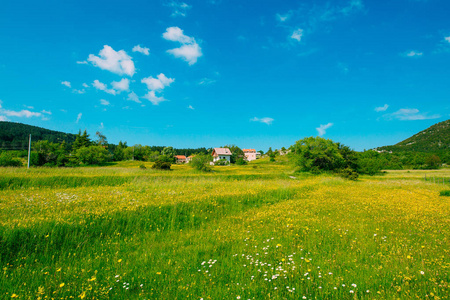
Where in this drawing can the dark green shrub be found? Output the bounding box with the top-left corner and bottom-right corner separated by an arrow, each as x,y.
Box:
139,164 -> 147,170
440,190 -> 450,197
236,158 -> 248,165
190,154 -> 212,172
0,152 -> 22,167
152,159 -> 171,170
339,167 -> 359,181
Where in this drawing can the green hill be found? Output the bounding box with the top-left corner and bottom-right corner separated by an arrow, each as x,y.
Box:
0,121 -> 77,150
376,119 -> 450,153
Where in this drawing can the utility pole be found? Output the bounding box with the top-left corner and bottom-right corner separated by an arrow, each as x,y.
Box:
27,134 -> 31,169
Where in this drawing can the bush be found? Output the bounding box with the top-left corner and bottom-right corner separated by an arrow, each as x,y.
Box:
0,152 -> 23,167
190,154 -> 212,172
152,159 -> 171,170
236,158 -> 248,165
139,164 -> 147,170
75,146 -> 112,165
339,167 -> 359,181
214,159 -> 229,166
440,190 -> 450,197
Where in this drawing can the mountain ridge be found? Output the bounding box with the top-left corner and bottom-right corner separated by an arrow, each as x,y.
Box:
376,119 -> 450,153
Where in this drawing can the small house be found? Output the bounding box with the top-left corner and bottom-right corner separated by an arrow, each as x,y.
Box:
212,148 -> 232,163
175,155 -> 187,164
243,149 -> 257,161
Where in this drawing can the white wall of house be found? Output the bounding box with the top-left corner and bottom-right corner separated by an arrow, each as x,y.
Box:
213,155 -> 231,162
244,152 -> 257,161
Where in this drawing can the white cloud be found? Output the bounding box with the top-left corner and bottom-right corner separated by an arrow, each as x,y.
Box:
141,73 -> 174,91
76,61 -> 88,65
111,78 -> 129,92
100,122 -> 104,129
93,80 -> 116,95
41,110 -> 52,115
188,105 -> 194,110
82,83 -> 89,88
445,36 -> 450,43
291,28 -> 303,42
132,45 -> 150,55
143,91 -> 166,105
316,123 -> 333,136
76,113 -> 82,123
163,27 -> 202,65
276,12 -> 291,22
375,104 -> 389,112
127,92 -> 141,103
167,1 -> 191,17
404,50 -> 423,57
250,117 -> 274,125
0,116 -> 8,121
100,99 -> 110,106
163,26 -> 194,44
167,44 -> 202,65
87,45 -> 135,76
384,108 -> 440,121
1,108 -> 42,118
198,78 -> 216,85
61,81 -> 71,88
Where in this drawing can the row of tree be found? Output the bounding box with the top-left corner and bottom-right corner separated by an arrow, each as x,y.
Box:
0,130 -> 447,173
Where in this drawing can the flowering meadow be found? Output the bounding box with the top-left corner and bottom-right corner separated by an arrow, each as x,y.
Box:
1,158 -> 449,299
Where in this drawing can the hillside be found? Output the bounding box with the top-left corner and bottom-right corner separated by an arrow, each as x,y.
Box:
0,121 -> 77,150
377,119 -> 450,153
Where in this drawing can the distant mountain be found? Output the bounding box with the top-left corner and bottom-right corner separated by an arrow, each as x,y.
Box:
376,119 -> 450,153
0,121 -> 77,150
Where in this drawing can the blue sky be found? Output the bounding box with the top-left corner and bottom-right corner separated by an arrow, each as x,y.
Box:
0,0 -> 449,151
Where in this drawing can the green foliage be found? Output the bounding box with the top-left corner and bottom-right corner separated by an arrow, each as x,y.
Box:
190,154 -> 212,172
152,155 -> 172,170
425,155 -> 441,169
0,152 -> 22,167
440,190 -> 450,197
290,137 -> 345,172
72,130 -> 92,151
339,167 -> 359,180
377,119 -> 450,153
139,164 -> 147,170
113,141 -> 127,161
236,157 -> 248,165
0,121 -> 77,150
75,146 -> 111,165
214,159 -> 229,166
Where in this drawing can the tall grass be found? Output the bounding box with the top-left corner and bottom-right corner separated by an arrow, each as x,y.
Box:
0,162 -> 449,299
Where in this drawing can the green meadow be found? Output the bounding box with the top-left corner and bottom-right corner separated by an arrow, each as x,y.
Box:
1,158 -> 449,299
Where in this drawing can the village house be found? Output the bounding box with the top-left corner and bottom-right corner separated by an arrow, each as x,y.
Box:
243,149 -> 257,161
186,155 -> 194,163
174,155 -> 187,164
212,148 -> 232,163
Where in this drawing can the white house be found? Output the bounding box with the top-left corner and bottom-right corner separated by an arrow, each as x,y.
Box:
212,148 -> 232,163
243,149 -> 257,161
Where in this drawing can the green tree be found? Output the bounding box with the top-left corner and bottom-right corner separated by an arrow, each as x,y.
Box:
289,137 -> 345,173
190,153 -> 212,171
95,131 -> 108,147
75,146 -> 111,165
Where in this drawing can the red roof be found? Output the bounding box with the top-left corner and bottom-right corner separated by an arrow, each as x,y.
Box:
243,149 -> 256,153
175,155 -> 186,159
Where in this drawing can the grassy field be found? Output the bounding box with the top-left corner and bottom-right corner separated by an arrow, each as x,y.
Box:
1,157 -> 449,299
